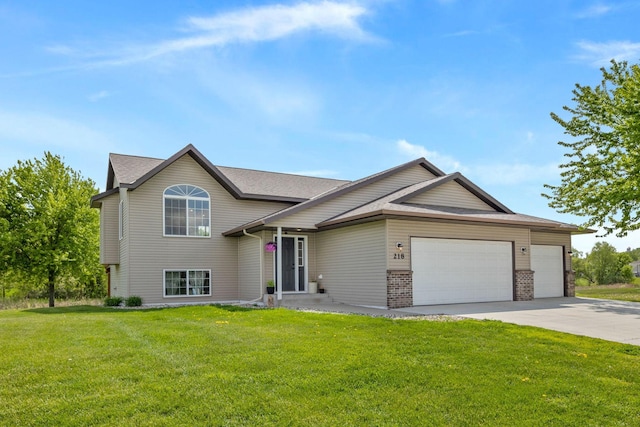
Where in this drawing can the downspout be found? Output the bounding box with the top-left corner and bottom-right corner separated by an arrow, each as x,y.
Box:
243,229 -> 263,299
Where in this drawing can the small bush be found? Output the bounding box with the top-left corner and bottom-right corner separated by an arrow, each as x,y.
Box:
104,296 -> 124,307
125,296 -> 142,307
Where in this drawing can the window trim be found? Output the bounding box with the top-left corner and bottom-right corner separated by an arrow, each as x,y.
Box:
162,184 -> 211,238
163,269 -> 212,298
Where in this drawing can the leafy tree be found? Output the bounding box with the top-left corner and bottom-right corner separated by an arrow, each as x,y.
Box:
543,60 -> 640,237
0,153 -> 102,306
585,242 -> 634,285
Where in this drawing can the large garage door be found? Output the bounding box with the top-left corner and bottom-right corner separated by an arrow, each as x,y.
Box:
531,245 -> 564,298
412,237 -> 513,305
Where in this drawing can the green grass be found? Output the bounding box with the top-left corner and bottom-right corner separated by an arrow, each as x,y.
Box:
1,305 -> 639,426
576,283 -> 640,302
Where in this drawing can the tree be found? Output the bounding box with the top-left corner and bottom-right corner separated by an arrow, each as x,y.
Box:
584,242 -> 634,285
543,60 -> 640,237
0,153 -> 101,306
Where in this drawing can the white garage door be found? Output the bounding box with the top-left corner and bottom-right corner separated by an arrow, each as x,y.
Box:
412,237 -> 513,305
531,245 -> 564,298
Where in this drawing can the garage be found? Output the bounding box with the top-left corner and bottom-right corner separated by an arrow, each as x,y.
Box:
531,245 -> 564,298
411,237 -> 514,305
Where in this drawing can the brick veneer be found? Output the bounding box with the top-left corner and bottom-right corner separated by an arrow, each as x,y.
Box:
514,270 -> 534,301
564,271 -> 575,297
387,270 -> 413,308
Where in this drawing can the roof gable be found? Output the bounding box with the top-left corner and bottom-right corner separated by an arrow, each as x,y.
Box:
104,144 -> 348,203
392,172 -> 512,213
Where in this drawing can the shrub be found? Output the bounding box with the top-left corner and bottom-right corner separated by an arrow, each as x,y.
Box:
125,296 -> 143,307
104,296 -> 124,307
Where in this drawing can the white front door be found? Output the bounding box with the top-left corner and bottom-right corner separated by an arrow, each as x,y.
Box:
274,235 -> 307,292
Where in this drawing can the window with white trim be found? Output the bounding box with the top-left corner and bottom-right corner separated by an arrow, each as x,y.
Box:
163,185 -> 210,237
164,270 -> 211,297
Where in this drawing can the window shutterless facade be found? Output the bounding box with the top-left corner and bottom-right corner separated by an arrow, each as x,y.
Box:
164,269 -> 211,297
163,185 -> 210,237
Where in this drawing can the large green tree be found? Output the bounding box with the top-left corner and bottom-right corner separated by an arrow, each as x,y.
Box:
543,60 -> 640,236
0,153 -> 101,306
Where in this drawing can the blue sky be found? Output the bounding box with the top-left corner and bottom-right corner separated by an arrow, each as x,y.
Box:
1,0 -> 639,254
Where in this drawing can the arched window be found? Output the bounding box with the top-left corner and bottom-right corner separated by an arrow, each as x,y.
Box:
163,185 -> 210,237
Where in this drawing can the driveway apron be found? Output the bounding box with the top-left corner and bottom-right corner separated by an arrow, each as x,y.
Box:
395,297 -> 640,346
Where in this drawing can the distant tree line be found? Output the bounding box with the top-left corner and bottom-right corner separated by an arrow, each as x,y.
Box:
572,242 -> 636,285
0,153 -> 105,306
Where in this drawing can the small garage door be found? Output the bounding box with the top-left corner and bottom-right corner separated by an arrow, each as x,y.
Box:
531,245 -> 564,298
412,237 -> 513,305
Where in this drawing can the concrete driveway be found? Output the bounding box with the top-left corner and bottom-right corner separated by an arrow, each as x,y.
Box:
395,297 -> 640,346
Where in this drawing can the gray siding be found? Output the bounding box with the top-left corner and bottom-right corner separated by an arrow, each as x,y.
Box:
405,181 -> 495,211
531,231 -> 572,271
99,194 -> 119,265
125,155 -> 291,304
271,166 -> 436,229
113,188 -> 130,297
317,221 -> 387,307
238,235 -> 262,300
387,219 -> 531,271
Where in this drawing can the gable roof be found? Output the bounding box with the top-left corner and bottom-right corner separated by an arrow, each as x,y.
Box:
391,172 -> 513,214
314,174 -> 585,232
222,157 -> 448,235
95,144 -> 348,205
92,144 -> 587,235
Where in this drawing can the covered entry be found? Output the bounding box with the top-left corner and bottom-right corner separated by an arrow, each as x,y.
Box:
531,245 -> 564,298
411,237 -> 514,305
273,235 -> 307,292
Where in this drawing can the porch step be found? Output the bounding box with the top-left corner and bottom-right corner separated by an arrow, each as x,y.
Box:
278,292 -> 333,307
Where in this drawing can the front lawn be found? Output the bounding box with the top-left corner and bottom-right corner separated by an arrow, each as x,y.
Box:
576,283 -> 640,302
1,305 -> 638,426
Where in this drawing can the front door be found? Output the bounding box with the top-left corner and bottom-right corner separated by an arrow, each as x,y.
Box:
274,235 -> 307,292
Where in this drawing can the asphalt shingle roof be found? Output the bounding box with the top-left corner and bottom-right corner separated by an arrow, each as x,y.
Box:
107,152 -> 349,201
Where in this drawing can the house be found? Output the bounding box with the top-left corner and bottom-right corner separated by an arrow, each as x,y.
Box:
91,144 -> 588,308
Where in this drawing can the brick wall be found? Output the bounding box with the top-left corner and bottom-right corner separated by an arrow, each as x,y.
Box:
387,270 -> 413,308
514,270 -> 534,301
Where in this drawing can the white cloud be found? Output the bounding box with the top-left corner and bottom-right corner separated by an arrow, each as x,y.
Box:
471,163 -> 560,186
575,4 -> 613,19
88,90 -> 110,102
48,1 -> 374,69
574,40 -> 640,66
396,139 -> 462,172
195,64 -> 320,124
396,139 -> 559,185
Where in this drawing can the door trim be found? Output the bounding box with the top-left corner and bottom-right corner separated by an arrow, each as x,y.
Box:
272,234 -> 308,293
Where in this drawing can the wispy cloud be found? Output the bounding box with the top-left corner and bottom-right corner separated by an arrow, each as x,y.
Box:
575,3 -> 613,19
88,90 -> 110,102
397,139 -> 462,172
441,30 -> 479,38
471,163 -> 560,186
574,40 -> 640,66
396,139 -> 558,185
46,1 -> 374,70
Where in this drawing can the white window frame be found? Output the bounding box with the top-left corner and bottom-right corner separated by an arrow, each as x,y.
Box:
163,184 -> 211,238
163,269 -> 212,298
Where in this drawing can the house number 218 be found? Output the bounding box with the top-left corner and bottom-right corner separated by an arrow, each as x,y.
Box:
393,253 -> 405,259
